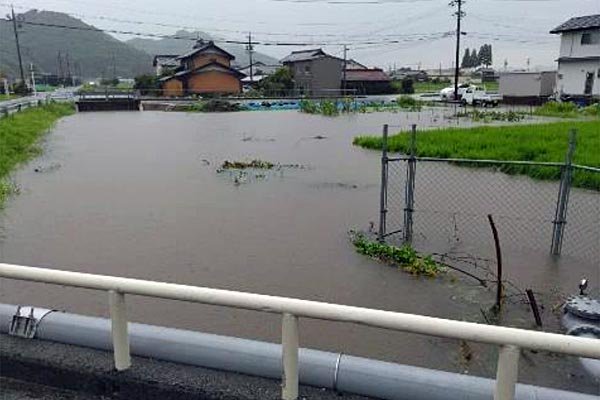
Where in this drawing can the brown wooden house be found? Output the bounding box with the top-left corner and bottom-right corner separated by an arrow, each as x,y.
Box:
160,40 -> 245,96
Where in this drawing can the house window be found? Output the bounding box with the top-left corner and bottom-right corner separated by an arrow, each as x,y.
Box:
581,32 -> 600,45
304,65 -> 311,74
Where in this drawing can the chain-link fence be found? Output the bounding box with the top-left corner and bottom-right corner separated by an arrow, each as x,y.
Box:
378,125 -> 600,265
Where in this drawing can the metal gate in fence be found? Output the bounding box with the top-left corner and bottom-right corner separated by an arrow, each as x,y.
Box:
377,124 -> 600,264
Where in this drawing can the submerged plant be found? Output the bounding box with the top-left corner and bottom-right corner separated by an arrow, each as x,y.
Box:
298,99 -> 339,116
458,109 -> 526,123
350,231 -> 443,277
221,159 -> 275,170
396,95 -> 423,111
319,100 -> 339,116
299,99 -> 319,114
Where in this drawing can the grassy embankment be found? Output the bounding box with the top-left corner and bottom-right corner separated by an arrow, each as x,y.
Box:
533,102 -> 600,119
0,94 -> 19,101
354,120 -> 600,190
0,102 -> 75,206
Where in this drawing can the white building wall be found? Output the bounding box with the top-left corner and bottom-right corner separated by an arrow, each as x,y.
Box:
559,30 -> 600,59
556,28 -> 600,97
557,60 -> 600,96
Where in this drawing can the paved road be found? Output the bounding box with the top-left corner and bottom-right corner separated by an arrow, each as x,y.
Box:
1,334 -> 373,400
1,377 -> 109,400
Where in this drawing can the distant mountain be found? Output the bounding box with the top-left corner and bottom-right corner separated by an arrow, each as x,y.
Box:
0,10 -> 153,79
126,30 -> 280,67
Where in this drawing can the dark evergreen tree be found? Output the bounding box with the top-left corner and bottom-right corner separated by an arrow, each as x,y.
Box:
470,49 -> 480,67
478,44 -> 492,67
461,48 -> 471,68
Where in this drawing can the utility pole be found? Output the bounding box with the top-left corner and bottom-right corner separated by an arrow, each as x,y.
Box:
30,63 -> 36,96
66,52 -> 72,86
111,53 -> 117,79
57,51 -> 63,80
450,0 -> 465,101
342,45 -> 348,96
10,6 -> 26,84
246,32 -> 254,84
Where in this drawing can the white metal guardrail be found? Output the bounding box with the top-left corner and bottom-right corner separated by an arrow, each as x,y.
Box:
0,263 -> 598,400
0,98 -> 44,118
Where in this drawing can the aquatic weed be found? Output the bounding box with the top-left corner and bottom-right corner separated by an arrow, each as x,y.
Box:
350,231 -> 443,277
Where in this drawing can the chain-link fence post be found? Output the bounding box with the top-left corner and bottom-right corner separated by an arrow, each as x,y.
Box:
551,129 -> 576,256
378,124 -> 389,242
403,124 -> 417,245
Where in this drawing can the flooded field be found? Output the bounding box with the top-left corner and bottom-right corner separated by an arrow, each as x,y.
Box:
0,110 -> 598,393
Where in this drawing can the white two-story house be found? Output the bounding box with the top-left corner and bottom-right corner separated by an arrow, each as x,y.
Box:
550,15 -> 600,99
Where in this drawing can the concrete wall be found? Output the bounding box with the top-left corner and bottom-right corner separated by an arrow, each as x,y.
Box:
499,72 -> 556,97
288,56 -> 342,96
557,59 -> 600,97
187,71 -> 241,94
559,30 -> 600,59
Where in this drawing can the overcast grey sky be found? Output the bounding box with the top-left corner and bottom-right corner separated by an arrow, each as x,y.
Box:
5,0 -> 599,70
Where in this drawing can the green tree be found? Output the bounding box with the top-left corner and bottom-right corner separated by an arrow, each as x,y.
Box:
134,74 -> 159,96
470,49 -> 480,67
11,81 -> 30,95
256,67 -> 294,97
100,77 -> 119,86
461,48 -> 471,68
479,44 -> 493,67
400,78 -> 414,94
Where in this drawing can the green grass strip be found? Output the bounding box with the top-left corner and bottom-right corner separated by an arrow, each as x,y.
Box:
354,120 -> 600,190
0,102 -> 75,207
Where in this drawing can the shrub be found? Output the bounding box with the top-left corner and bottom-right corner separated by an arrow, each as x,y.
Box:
134,74 -> 160,96
396,95 -> 422,111
319,100 -> 339,116
400,78 -> 414,94
299,99 -> 319,114
534,101 -> 579,118
189,100 -> 245,112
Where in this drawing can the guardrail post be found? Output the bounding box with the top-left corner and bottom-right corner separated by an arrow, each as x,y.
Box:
551,129 -> 576,256
378,124 -> 389,242
494,345 -> 520,400
403,124 -> 417,245
109,290 -> 131,371
282,313 -> 299,400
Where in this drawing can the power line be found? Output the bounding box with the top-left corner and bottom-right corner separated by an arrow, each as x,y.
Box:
0,3 -> 451,41
0,17 -> 451,46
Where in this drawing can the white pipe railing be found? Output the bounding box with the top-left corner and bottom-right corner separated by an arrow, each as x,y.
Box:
1,263 -> 598,400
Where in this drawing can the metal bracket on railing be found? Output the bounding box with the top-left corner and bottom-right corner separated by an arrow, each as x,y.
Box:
332,352 -> 343,392
8,305 -> 54,339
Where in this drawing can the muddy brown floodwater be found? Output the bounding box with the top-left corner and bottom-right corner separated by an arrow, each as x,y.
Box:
0,110 -> 598,394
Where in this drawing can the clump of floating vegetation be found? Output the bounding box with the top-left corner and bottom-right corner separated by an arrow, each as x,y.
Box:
220,159 -> 275,170
350,231 -> 444,277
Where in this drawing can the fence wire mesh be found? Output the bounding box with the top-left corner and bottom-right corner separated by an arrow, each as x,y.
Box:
381,150 -> 599,266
